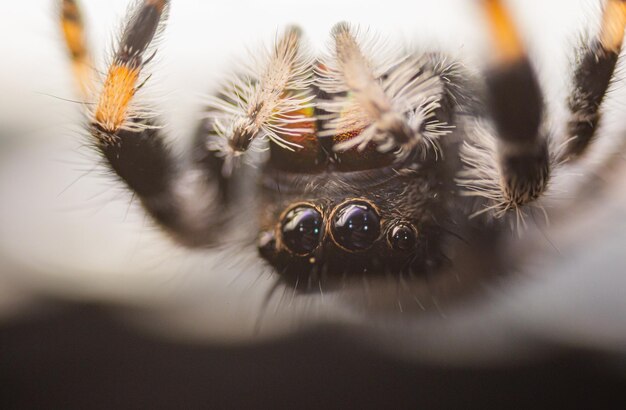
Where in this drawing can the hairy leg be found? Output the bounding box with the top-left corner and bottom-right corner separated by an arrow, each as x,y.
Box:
60,0 -> 92,96
482,0 -> 550,209
459,0 -> 550,216
562,0 -> 626,162
459,0 -> 625,220
60,0 -> 228,247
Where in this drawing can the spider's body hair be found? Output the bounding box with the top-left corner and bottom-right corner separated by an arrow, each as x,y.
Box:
204,27 -> 316,174
317,23 -> 452,156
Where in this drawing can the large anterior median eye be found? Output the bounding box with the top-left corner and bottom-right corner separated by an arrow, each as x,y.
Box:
331,201 -> 381,251
281,205 -> 324,255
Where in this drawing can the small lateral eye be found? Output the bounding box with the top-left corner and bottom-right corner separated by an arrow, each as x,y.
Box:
388,224 -> 417,252
281,205 -> 323,255
331,201 -> 381,251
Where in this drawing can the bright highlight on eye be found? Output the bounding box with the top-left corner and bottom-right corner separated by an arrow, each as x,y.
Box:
281,206 -> 324,256
331,201 -> 381,252
388,224 -> 417,252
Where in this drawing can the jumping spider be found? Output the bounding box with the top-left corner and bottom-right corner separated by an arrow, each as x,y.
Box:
59,0 -> 626,294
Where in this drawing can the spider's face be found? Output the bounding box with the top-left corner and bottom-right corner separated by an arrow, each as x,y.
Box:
257,160 -> 449,289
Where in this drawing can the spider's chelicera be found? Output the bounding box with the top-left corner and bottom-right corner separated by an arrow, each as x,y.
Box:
60,0 -> 626,291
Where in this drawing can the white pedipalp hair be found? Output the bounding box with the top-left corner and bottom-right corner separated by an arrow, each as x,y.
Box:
457,120 -> 511,218
456,119 -> 561,230
203,26 -> 316,172
316,23 -> 452,155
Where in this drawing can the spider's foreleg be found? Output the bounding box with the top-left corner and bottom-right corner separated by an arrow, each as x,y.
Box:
62,0 -> 227,247
459,0 -> 550,218
60,0 -> 92,95
562,0 -> 626,161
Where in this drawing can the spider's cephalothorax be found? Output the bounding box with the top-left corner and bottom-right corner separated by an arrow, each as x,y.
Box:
247,31 -> 473,286
59,0 -> 626,291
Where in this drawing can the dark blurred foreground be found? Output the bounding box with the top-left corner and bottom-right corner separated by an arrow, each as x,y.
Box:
1,301 -> 625,410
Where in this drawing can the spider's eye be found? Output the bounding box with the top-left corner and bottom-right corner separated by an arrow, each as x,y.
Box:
388,224 -> 417,252
281,206 -> 323,255
331,201 -> 381,251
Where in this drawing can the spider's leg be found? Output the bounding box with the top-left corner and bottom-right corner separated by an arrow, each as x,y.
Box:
562,0 -> 626,162
61,0 -> 228,247
60,0 -> 92,95
471,0 -> 550,212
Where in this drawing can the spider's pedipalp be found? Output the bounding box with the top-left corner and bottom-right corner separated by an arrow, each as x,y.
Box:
562,0 -> 626,162
317,23 -> 451,157
60,0 -> 92,96
204,26 -> 316,173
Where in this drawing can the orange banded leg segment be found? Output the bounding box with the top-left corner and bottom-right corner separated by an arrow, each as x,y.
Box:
82,0 -> 225,247
61,0 -> 92,95
56,0 -> 233,247
600,0 -> 626,53
93,0 -> 169,138
482,0 -> 525,65
94,64 -> 141,136
86,0 -> 211,241
479,0 -> 549,208
563,0 -> 626,161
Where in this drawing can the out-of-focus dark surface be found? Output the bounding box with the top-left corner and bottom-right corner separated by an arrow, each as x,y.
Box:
1,301 -> 625,410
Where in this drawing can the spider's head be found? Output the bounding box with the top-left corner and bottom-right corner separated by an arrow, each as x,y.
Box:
199,24 -> 463,290
256,159 -> 451,291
